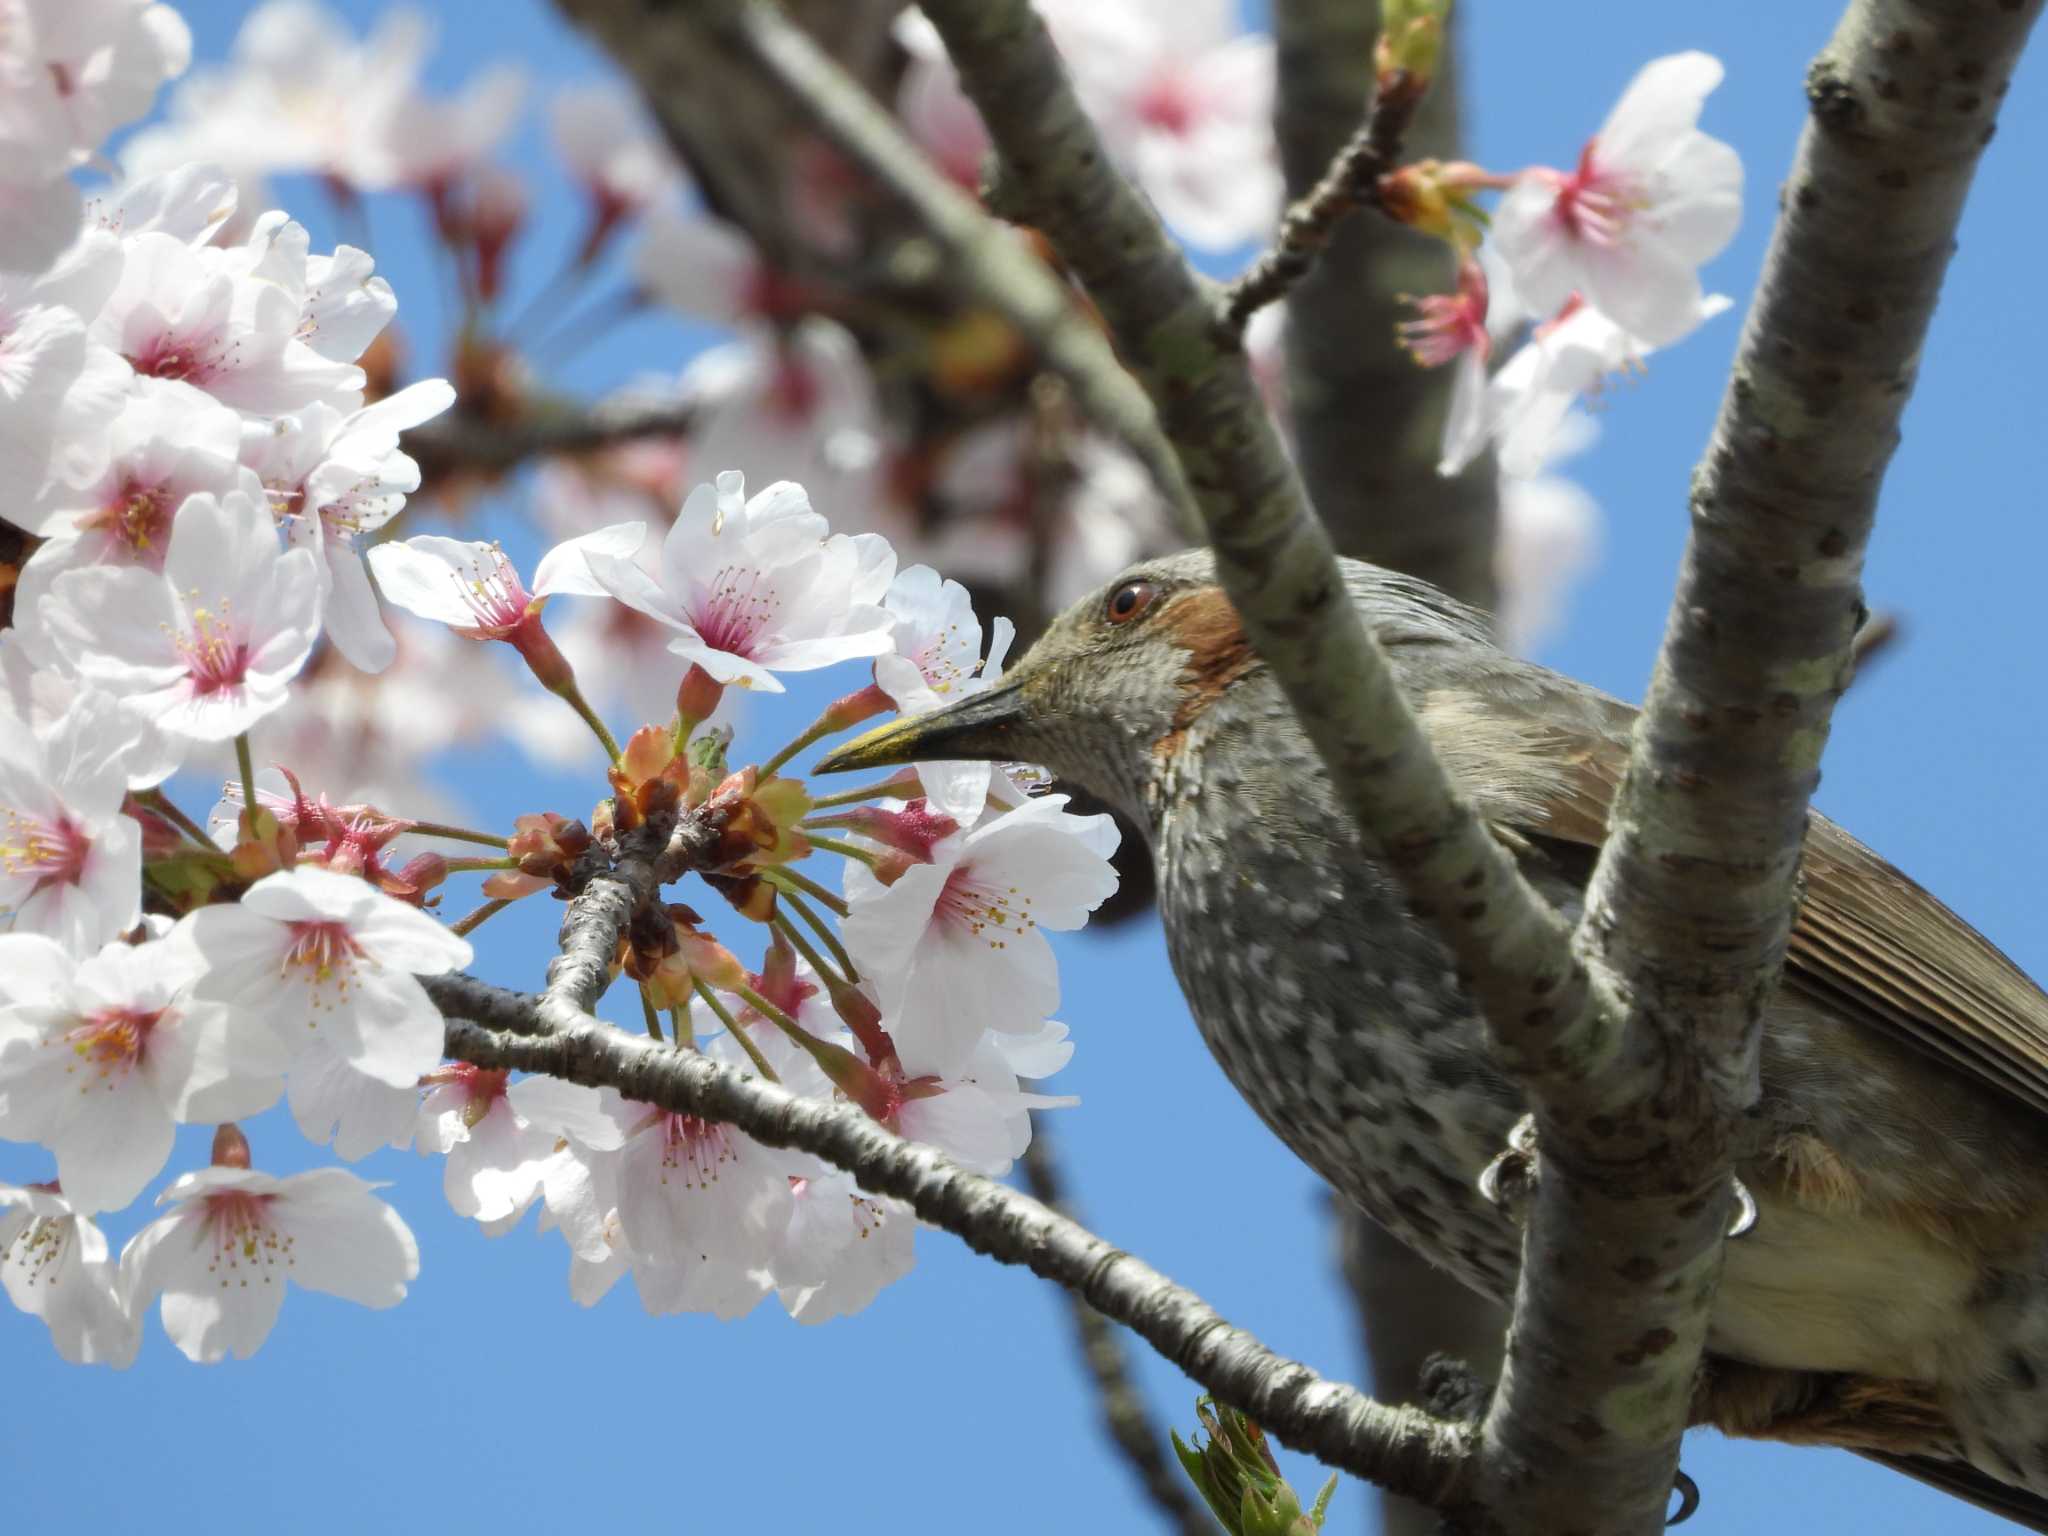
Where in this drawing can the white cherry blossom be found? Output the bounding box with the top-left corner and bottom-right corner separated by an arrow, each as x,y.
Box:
122,1161 -> 419,1363
0,689 -> 146,951
678,322 -> 883,530
41,485 -> 322,745
1487,293 -> 1731,479
89,224 -> 363,417
248,378 -> 457,673
285,1028 -> 420,1162
1046,0 -> 1281,249
179,865 -> 471,1089
0,1182 -> 138,1367
0,933 -> 286,1213
771,1169 -> 916,1325
367,522 -> 646,641
550,82 -> 683,233
0,0 -> 192,271
843,794 -> 1119,1076
1493,52 -> 1742,348
875,565 -> 1016,818
417,1066 -> 592,1233
584,469 -> 895,692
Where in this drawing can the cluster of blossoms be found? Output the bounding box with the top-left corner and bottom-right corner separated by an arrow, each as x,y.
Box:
0,0 -> 1118,1365
1378,47 -> 1743,647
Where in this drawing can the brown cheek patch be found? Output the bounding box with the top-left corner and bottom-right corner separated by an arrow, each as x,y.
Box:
1151,586 -> 1259,758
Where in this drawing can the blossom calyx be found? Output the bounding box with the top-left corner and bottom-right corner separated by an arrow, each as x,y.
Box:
608,725 -> 690,831
1377,160 -> 1494,249
703,767 -> 812,870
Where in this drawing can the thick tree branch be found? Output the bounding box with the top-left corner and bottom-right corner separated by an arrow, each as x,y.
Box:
1268,13 -> 1506,1535
913,0 -> 1613,1100
1019,1130 -> 1222,1536
1474,4 -> 2047,1531
427,978 -> 1475,1505
541,808 -> 676,1025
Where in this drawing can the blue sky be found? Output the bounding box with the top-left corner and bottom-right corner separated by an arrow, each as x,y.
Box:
8,3 -> 2048,1533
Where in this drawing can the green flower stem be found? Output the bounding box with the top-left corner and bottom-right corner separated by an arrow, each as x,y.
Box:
137,788 -> 212,847
639,985 -> 666,1042
406,821 -> 510,849
233,732 -> 258,829
800,834 -> 880,869
442,856 -> 520,875
450,898 -> 513,938
765,864 -> 849,917
772,905 -> 857,988
696,980 -> 777,1082
806,777 -> 912,811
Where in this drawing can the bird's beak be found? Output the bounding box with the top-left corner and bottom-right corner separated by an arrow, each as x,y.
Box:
815,678 -> 1032,774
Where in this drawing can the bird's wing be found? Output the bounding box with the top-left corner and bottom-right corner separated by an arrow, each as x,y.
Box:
1511,719 -> 2048,1121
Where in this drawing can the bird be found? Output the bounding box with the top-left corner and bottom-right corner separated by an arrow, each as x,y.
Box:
816,547 -> 2048,1530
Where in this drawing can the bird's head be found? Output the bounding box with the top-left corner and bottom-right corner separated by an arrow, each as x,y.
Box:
814,548 -> 1495,823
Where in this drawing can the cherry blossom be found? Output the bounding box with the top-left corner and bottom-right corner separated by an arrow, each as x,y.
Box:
0,0 -> 193,272
678,321 -> 884,530
892,1021 -> 1077,1176
875,565 -> 1016,818
89,227 -> 356,414
416,1066 -> 598,1233
368,523 -> 646,642
247,378 -> 457,673
0,263 -> 131,516
771,1169 -> 917,1325
1487,293 -> 1731,480
41,485 -> 322,745
0,933 -> 286,1213
119,2 -> 429,207
0,689 -> 147,952
843,794 -> 1119,1076
584,469 -> 895,692
893,10 -> 990,192
1397,256 -> 1495,478
381,63 -> 525,194
551,82 -> 683,252
284,1028 -> 421,1161
1046,0 -> 1281,249
179,864 -> 471,1089
1495,414 -> 1601,657
1493,52 -> 1742,348
122,1160 -> 420,1363
0,1182 -> 138,1367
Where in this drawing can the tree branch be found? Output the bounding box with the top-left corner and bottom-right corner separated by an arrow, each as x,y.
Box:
407,395 -> 694,485
1218,69 -> 1427,337
913,0 -> 1612,1099
1474,3 -> 2046,1530
427,977 -> 1475,1506
546,0 -> 1199,535
1019,1128 -> 1223,1536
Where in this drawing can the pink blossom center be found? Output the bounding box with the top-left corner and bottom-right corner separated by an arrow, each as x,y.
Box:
282,918 -> 366,999
932,860 -> 1036,950
198,1190 -> 291,1280
766,354 -> 820,422
694,564 -> 782,657
1135,69 -> 1199,136
1398,292 -> 1488,370
656,1113 -> 737,1189
0,808 -> 91,889
173,601 -> 252,695
446,548 -> 535,639
82,479 -> 175,563
1552,142 -> 1637,247
63,1006 -> 165,1077
128,326 -> 231,387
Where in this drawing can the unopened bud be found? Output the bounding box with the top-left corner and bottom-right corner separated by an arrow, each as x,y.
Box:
823,683 -> 892,733
211,1123 -> 252,1169
1375,0 -> 1448,92
675,663 -> 725,739
807,799 -> 957,864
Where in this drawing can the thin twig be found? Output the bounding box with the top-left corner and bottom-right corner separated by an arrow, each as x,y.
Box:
408,395 -> 695,484
1218,71 -> 1430,337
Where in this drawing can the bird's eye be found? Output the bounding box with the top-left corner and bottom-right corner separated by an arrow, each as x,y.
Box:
1105,580 -> 1159,626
